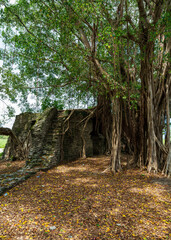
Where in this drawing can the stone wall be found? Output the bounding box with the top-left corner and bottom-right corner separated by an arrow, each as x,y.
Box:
27,108 -> 59,167
2,108 -> 106,169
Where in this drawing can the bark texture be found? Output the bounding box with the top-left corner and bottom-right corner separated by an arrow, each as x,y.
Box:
110,98 -> 122,173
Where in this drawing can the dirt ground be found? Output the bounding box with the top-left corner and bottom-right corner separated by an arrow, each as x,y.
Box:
0,155 -> 170,240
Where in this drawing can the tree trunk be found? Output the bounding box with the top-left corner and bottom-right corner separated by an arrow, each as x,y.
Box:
136,0 -> 168,173
137,85 -> 147,168
81,108 -> 96,159
0,127 -> 20,144
139,40 -> 158,172
147,76 -> 158,172
0,127 -> 24,161
165,83 -> 170,148
110,97 -> 122,173
163,145 -> 171,177
163,84 -> 171,177
81,135 -> 86,159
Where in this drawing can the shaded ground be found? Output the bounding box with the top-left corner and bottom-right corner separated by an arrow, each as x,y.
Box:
0,155 -> 171,240
0,160 -> 25,175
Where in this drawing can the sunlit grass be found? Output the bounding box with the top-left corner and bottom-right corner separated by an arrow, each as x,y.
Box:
0,135 -> 8,148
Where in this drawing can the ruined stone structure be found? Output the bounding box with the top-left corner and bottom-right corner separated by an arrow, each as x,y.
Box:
2,108 -> 105,168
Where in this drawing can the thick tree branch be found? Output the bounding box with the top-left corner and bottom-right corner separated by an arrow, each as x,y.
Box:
41,0 -> 56,14
137,0 -> 150,28
153,0 -> 164,24
79,28 -> 91,50
0,127 -> 21,146
155,135 -> 168,154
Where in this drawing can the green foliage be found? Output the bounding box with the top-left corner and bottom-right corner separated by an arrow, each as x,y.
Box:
0,0 -> 170,118
41,98 -> 64,111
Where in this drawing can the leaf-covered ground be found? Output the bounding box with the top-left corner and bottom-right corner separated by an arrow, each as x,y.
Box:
0,160 -> 25,175
0,155 -> 170,240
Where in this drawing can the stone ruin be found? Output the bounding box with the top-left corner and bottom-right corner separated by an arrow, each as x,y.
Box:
2,108 -> 106,169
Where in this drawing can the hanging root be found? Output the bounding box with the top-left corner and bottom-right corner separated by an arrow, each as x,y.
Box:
79,108 -> 97,159
60,110 -> 75,161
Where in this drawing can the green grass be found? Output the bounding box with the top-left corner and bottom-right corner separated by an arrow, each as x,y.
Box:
0,135 -> 8,148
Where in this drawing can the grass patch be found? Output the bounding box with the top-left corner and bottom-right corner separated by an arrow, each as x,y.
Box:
0,135 -> 8,148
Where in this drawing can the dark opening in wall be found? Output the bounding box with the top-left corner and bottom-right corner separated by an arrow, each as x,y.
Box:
31,120 -> 36,127
91,117 -> 106,155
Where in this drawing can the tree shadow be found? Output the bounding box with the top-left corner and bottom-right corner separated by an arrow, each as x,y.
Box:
0,156 -> 170,239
